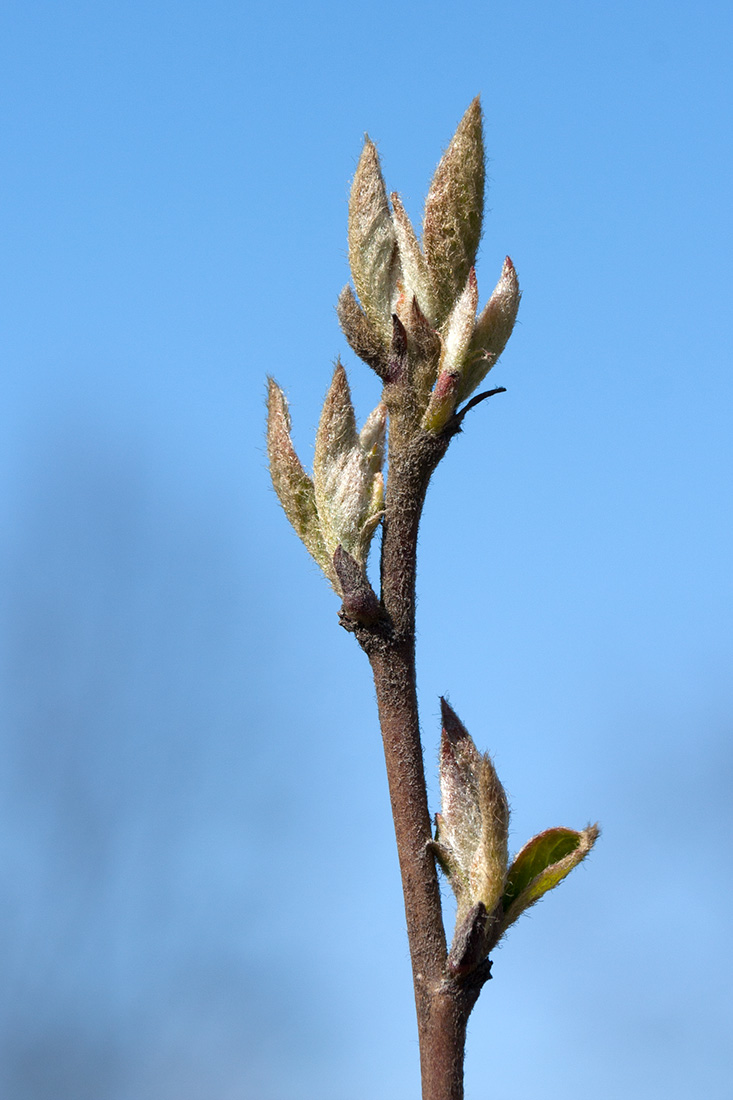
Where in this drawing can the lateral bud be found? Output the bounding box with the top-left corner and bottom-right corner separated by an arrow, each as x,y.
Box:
434,698 -> 510,926
433,697 -> 599,964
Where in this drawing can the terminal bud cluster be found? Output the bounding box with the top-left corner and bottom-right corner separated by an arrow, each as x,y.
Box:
433,699 -> 599,976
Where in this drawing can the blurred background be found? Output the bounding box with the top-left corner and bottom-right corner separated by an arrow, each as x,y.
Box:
1,1 -> 731,1097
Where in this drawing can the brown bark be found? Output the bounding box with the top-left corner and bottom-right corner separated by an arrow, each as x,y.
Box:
337,373 -> 505,1096
346,418 -> 493,1098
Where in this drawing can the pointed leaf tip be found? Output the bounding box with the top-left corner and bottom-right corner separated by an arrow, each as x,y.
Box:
266,379 -> 329,576
348,137 -> 397,339
423,99 -> 485,324
440,697 -> 471,744
314,362 -> 358,477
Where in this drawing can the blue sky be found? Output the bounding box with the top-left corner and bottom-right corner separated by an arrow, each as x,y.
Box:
1,1 -> 732,1097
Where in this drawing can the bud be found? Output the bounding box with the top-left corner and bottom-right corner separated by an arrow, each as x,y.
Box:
266,379 -> 332,580
458,256 -> 521,402
267,371 -> 386,594
433,699 -> 509,925
348,138 -> 399,342
313,363 -> 386,572
423,97 -> 485,326
433,699 -> 600,964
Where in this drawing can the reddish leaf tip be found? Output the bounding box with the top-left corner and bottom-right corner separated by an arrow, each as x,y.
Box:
440,697 -> 470,744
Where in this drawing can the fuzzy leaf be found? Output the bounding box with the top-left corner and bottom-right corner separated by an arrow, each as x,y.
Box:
423,98 -> 485,326
390,192 -> 436,324
474,745 -> 510,915
499,824 -> 600,933
313,363 -> 386,568
266,379 -> 331,576
440,267 -> 479,376
458,256 -> 521,402
314,362 -> 359,508
348,138 -> 398,340
359,401 -> 387,460
336,284 -> 390,378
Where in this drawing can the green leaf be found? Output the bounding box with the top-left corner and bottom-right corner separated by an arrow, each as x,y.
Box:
499,824 -> 599,934
502,828 -> 581,906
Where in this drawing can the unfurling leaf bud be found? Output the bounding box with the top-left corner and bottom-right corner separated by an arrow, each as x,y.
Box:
339,99 -> 516,443
423,97 -> 485,326
313,363 -> 386,573
432,699 -> 599,968
348,138 -> 398,342
267,370 -> 385,594
458,256 -> 521,402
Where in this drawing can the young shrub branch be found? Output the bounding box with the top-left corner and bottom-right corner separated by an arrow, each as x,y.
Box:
266,97 -> 597,1100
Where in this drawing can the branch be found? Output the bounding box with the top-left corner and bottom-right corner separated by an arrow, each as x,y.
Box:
349,419 -> 486,1097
